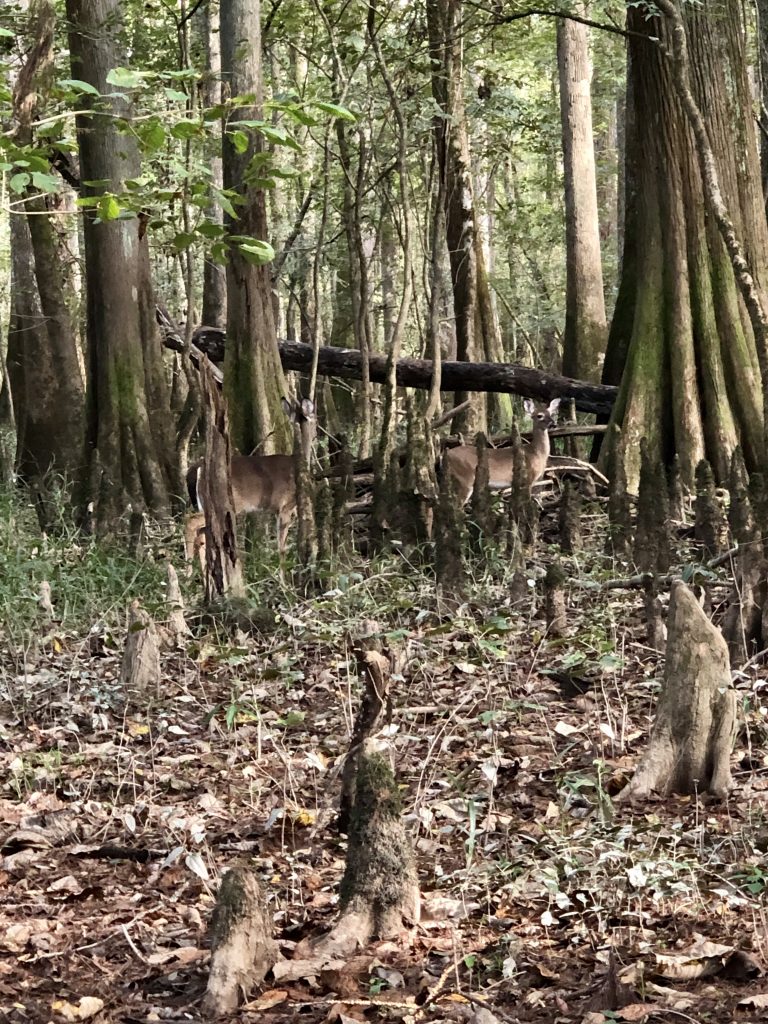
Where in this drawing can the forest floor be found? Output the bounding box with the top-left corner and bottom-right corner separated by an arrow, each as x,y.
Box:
2,490 -> 768,1024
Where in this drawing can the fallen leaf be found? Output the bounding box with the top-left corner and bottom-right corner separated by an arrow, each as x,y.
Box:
243,989 -> 288,1010
618,1004 -> 656,1020
554,721 -> 579,736
273,957 -> 346,983
50,996 -> 104,1021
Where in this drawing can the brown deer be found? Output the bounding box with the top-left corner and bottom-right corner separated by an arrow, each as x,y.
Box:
184,398 -> 314,567
442,398 -> 561,506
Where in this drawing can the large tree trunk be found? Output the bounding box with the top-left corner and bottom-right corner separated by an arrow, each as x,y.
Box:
65,0 -> 177,525
557,11 -> 607,382
758,0 -> 768,214
9,0 -> 84,486
8,205 -> 84,487
602,0 -> 767,492
220,0 -> 291,456
426,0 -> 486,436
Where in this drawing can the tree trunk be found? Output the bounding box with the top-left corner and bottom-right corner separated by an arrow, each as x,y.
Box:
336,115 -> 375,458
220,0 -> 291,456
557,10 -> 607,382
426,0 -> 486,436
7,208 -> 84,486
601,1 -> 767,492
200,0 -> 227,330
200,359 -> 245,602
9,0 -> 84,486
368,0 -> 414,465
184,333 -> 618,413
65,0 -> 177,525
758,0 -> 768,213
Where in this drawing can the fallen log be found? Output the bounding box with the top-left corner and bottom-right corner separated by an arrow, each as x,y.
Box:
183,326 -> 617,415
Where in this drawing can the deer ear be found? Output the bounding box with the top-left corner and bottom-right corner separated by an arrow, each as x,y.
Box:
524,398 -> 535,415
301,398 -> 315,419
280,396 -> 293,417
548,398 -> 561,416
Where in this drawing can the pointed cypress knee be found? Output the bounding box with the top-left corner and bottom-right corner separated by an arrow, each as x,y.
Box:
559,480 -> 582,553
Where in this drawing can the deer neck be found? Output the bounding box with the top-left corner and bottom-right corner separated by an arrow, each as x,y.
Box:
527,424 -> 551,482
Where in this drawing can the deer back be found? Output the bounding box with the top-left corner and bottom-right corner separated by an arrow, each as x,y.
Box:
230,454 -> 296,515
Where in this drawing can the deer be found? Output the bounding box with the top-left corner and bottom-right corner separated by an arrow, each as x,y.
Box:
442,398 -> 561,506
183,397 -> 314,569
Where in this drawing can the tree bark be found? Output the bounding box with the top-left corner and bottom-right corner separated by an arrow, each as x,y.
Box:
65,0 -> 176,525
557,10 -> 607,382
618,580 -> 735,801
7,209 -> 84,486
368,0 -> 414,465
203,868 -> 277,1016
200,359 -> 245,603
220,0 -> 291,456
9,0 -> 84,486
200,0 -> 227,330
184,332 -> 617,413
426,0 -> 486,436
601,0 -> 768,492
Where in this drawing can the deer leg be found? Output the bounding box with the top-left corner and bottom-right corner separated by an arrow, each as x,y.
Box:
276,511 -> 290,556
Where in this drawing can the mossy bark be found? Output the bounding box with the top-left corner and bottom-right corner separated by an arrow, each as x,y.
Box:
65,0 -> 177,527
602,2 -> 766,492
202,867 -> 277,1016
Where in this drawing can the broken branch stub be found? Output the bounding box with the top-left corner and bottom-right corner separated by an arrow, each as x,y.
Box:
618,580 -> 735,801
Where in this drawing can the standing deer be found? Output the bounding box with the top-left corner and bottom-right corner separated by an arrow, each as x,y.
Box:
442,398 -> 561,505
184,397 -> 314,567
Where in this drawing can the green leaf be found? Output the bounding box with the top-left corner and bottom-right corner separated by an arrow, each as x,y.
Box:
0,27 -> 14,38
106,67 -> 148,89
172,231 -> 196,252
312,100 -> 356,122
138,121 -> 166,152
258,125 -> 301,151
197,221 -> 227,239
210,241 -> 229,265
9,172 -> 29,194
247,177 -> 276,190
231,130 -> 249,154
170,120 -> 203,140
236,239 -> 275,265
229,119 -> 266,129
163,88 -> 188,102
214,191 -> 238,218
31,172 -> 60,192
97,195 -> 121,221
145,121 -> 167,151
58,78 -> 100,96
